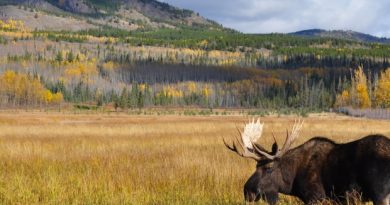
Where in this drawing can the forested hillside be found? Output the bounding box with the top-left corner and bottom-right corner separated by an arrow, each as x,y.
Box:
0,2 -> 389,112
292,29 -> 390,44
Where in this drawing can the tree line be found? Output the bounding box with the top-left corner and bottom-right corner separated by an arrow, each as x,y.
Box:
1,58 -> 389,111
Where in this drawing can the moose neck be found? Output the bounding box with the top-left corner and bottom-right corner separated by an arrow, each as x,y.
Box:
276,152 -> 299,194
275,137 -> 337,196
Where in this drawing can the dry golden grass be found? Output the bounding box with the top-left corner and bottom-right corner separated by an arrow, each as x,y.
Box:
0,111 -> 389,204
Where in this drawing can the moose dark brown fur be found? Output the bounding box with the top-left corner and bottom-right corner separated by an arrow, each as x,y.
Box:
224,119 -> 390,205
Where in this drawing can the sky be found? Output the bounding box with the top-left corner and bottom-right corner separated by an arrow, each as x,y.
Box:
158,0 -> 390,37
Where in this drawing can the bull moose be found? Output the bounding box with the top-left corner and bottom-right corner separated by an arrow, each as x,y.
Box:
224,119 -> 390,205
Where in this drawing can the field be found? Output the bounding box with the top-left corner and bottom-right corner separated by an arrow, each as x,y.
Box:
0,112 -> 389,204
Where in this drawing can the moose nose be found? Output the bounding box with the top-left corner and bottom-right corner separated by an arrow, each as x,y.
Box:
244,189 -> 261,202
244,189 -> 256,202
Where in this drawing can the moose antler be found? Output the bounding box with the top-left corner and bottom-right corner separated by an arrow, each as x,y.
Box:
223,138 -> 262,161
225,118 -> 304,161
224,118 -> 276,160
223,118 -> 265,161
252,119 -> 304,160
276,119 -> 304,158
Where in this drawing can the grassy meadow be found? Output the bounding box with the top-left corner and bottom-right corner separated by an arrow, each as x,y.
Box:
0,111 -> 389,204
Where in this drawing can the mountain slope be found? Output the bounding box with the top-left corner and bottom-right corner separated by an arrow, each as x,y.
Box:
0,0 -> 219,31
291,29 -> 390,44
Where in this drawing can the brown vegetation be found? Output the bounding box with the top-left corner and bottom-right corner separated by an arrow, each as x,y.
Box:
0,112 -> 388,204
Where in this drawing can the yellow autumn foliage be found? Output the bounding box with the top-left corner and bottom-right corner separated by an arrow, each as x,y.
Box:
52,92 -> 64,104
202,85 -> 212,97
354,66 -> 371,108
198,40 -> 209,47
0,19 -> 31,39
0,30 -> 33,39
64,61 -> 98,83
335,90 -> 350,107
0,19 -> 25,31
43,90 -> 53,104
76,52 -> 87,62
102,61 -> 115,71
187,82 -> 197,93
0,70 -> 62,106
163,86 -> 183,98
375,68 -> 390,108
139,84 -> 147,93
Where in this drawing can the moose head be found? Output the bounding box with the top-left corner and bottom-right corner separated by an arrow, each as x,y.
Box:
224,118 -> 304,204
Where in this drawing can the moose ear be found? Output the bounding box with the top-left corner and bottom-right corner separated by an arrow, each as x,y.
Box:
271,142 -> 278,155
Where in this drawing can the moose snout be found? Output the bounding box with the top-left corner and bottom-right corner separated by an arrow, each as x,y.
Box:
244,187 -> 261,202
244,171 -> 262,202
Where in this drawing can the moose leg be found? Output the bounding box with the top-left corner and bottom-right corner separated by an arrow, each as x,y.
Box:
297,171 -> 327,204
301,184 -> 327,204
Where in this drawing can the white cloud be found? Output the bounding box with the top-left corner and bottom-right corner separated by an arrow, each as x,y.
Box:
158,0 -> 390,37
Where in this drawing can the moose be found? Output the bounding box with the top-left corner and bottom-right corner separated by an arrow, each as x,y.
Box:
224,119 -> 390,205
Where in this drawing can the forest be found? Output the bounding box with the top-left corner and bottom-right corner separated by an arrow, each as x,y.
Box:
0,19 -> 389,111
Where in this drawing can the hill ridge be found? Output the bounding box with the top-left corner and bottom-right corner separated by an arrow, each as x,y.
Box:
0,0 -> 220,31
291,28 -> 390,44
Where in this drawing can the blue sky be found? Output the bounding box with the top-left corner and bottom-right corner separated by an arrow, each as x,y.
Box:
158,0 -> 390,37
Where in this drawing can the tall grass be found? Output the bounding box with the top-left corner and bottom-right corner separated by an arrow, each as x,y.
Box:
0,112 -> 388,204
